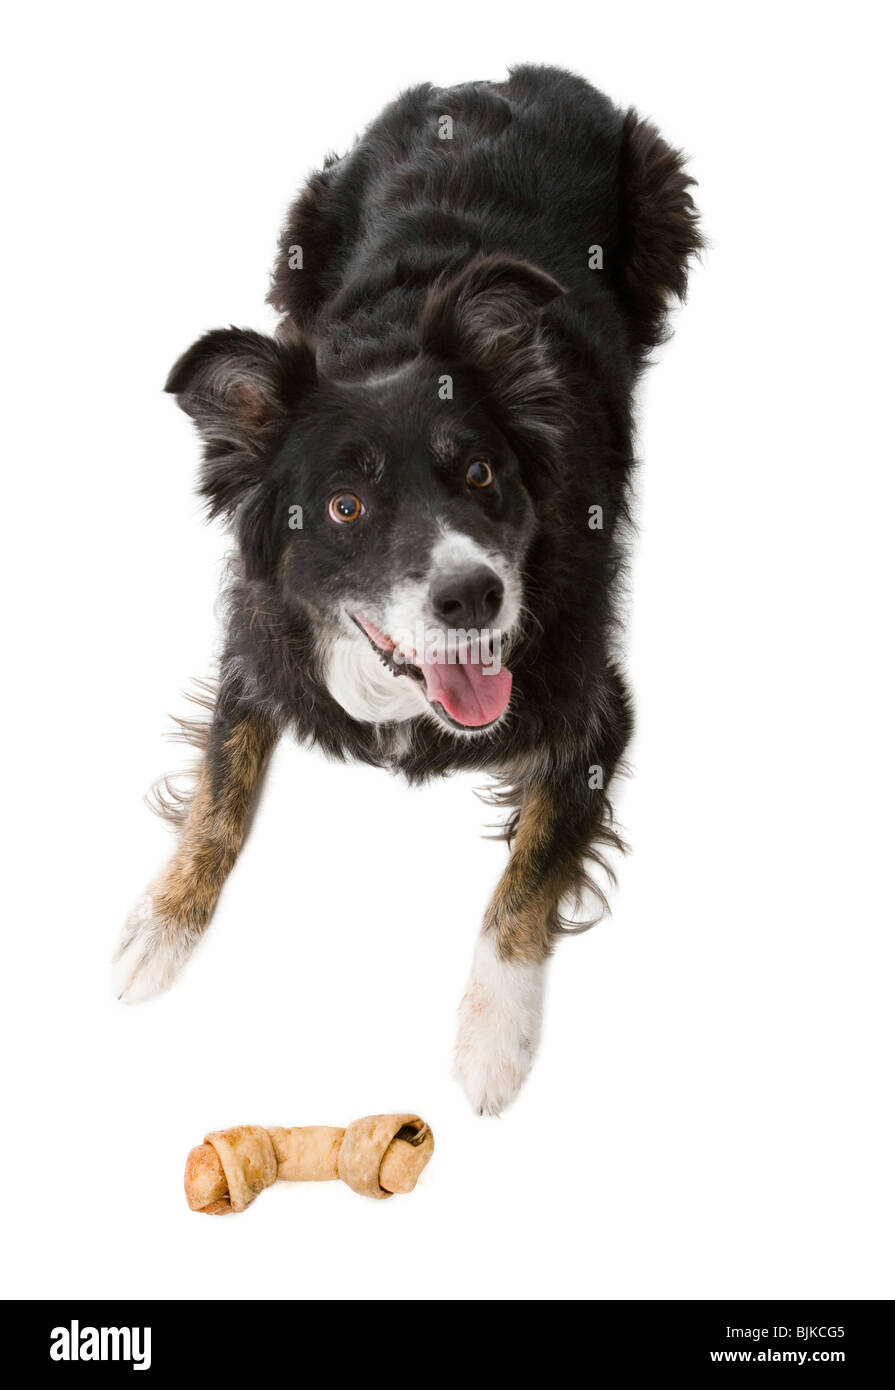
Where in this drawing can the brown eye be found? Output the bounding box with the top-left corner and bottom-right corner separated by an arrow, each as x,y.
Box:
329,493 -> 364,523
466,459 -> 493,488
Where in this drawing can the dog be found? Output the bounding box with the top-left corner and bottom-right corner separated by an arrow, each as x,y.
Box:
114,65 -> 700,1115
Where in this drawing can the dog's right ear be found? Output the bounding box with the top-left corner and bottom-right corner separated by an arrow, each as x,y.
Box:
165,326 -> 317,518
420,254 -> 568,482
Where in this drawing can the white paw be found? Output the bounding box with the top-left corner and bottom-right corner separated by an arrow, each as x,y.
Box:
453,934 -> 545,1116
112,894 -> 193,1003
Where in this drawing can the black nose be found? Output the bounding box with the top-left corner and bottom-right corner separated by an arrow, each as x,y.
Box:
430,565 -> 504,629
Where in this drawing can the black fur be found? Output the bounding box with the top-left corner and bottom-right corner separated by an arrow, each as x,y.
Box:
165,64 -> 700,928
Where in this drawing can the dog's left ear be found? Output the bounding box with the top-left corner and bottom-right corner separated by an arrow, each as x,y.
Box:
420,254 -> 568,475
617,111 -> 703,352
165,325 -> 317,519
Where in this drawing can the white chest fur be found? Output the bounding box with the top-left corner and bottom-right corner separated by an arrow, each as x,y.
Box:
323,632 -> 428,724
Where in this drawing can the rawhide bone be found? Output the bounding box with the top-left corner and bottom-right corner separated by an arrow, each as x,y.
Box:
185,1114 -> 434,1213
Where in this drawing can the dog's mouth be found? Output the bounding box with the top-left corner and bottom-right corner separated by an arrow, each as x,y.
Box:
350,613 -> 513,730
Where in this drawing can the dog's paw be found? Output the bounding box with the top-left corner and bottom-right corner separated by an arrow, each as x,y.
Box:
112,894 -> 192,1004
453,934 -> 545,1116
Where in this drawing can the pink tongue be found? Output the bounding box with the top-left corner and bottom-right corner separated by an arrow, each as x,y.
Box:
420,655 -> 512,727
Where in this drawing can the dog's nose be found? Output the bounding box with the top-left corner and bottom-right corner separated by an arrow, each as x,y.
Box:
430,566 -> 504,628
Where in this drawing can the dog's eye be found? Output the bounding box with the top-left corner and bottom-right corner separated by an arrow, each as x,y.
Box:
466,459 -> 493,488
329,493 -> 365,523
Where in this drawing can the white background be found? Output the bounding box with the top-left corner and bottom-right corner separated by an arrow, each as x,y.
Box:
2,0 -> 893,1301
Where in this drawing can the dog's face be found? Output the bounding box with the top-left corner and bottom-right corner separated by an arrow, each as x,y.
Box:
167,257 -> 569,734
276,361 -> 536,731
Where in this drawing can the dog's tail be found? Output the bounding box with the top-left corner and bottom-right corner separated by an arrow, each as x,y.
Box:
617,109 -> 704,356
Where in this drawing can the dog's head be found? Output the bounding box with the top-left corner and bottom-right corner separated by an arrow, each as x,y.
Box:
166,257 -> 568,734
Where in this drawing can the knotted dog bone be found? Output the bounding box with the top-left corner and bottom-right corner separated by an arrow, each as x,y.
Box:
184,1114 -> 434,1213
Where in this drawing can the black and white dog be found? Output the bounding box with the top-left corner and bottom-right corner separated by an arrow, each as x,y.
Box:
115,65 -> 700,1114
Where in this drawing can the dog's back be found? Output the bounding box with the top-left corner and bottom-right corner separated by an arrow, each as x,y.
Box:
269,65 -> 685,369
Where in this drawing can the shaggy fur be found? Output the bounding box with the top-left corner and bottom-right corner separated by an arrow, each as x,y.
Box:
116,65 -> 700,1114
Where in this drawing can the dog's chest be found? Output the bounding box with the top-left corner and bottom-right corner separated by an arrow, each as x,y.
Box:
322,631 -> 427,725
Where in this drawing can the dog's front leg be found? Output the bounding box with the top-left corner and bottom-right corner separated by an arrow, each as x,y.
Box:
114,698 -> 277,1002
455,778 -> 620,1115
